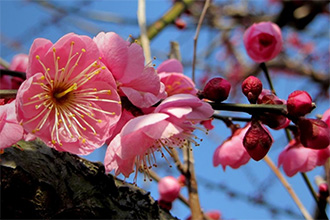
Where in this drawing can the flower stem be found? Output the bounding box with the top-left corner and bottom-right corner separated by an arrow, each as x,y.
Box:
263,155 -> 313,220
260,62 -> 276,95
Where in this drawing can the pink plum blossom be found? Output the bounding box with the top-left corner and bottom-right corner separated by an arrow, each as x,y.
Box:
105,94 -> 214,180
0,100 -> 24,149
16,33 -> 121,155
104,113 -> 183,178
157,59 -> 197,96
154,94 -> 214,129
94,32 -> 166,108
278,139 -> 329,177
243,21 -> 282,63
213,124 -> 251,170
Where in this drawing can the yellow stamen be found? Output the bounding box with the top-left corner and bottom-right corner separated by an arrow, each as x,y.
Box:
54,83 -> 77,99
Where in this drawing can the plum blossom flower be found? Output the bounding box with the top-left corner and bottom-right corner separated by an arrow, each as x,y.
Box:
104,113 -> 182,178
0,100 -> 24,149
94,32 -> 166,108
213,124 -> 251,170
105,94 -> 213,181
16,33 -> 121,155
243,21 -> 282,63
157,59 -> 197,96
278,139 -> 330,177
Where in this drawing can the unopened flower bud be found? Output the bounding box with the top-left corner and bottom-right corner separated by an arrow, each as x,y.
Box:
287,90 -> 313,117
319,183 -> 329,200
202,77 -> 231,102
175,18 -> 186,30
257,89 -> 290,129
298,118 -> 330,149
243,120 -> 273,161
243,21 -> 282,63
242,76 -> 263,103
158,176 -> 181,202
177,175 -> 186,187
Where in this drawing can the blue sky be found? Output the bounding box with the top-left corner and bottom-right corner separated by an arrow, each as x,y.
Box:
1,1 -> 329,219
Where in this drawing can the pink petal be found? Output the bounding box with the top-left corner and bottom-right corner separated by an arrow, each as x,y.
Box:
157,59 -> 184,73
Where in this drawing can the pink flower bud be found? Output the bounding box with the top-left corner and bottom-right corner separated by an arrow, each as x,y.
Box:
297,118 -> 330,149
319,183 -> 329,200
202,77 -> 231,102
287,90 -> 313,117
241,76 -> 263,103
243,21 -> 282,63
177,175 -> 186,187
158,176 -> 181,202
243,120 -> 273,161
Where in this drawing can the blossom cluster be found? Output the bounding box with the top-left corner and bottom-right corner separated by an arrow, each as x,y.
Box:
0,32 -> 213,181
1,20 -> 329,185
212,21 -> 330,177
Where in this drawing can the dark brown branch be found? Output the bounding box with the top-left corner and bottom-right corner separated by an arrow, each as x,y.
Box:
0,140 -> 177,219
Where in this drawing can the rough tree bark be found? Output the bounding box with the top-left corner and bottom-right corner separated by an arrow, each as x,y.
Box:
0,139 -> 177,219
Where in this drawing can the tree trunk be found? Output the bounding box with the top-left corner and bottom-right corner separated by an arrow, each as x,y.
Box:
1,139 -> 177,219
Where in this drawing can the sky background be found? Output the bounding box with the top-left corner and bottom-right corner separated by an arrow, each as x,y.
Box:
1,0 -> 329,219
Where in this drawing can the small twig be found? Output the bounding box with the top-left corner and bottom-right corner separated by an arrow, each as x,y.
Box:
170,148 -> 186,174
0,90 -> 18,99
0,57 -> 10,70
137,0 -> 151,64
192,0 -> 211,83
169,41 -> 182,61
260,62 -> 276,95
0,69 -> 26,79
137,0 -> 195,42
263,155 -> 313,220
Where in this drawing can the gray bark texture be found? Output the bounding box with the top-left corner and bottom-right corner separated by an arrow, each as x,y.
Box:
0,140 -> 178,219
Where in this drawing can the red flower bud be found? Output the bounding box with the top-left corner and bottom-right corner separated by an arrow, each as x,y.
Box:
177,175 -> 186,187
287,90 -> 313,117
243,120 -> 273,161
174,18 -> 186,30
158,176 -> 181,202
257,89 -> 290,129
202,77 -> 231,102
242,76 -> 263,103
319,183 -> 329,200
297,118 -> 330,149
